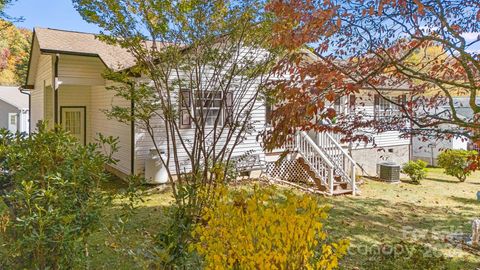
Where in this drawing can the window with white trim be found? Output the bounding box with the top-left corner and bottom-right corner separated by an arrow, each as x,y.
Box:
9,114 -> 17,125
179,90 -> 233,128
374,94 -> 406,119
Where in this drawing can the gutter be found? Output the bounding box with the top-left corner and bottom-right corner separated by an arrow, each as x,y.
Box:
54,54 -> 60,125
19,87 -> 31,134
130,84 -> 135,175
40,49 -> 110,69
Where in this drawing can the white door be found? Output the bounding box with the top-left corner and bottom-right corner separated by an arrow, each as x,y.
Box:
8,113 -> 18,133
61,107 -> 85,144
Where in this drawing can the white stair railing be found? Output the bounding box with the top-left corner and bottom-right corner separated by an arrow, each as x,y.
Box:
316,132 -> 357,195
286,131 -> 335,194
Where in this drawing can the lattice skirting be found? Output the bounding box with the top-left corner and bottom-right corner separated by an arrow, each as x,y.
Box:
265,158 -> 315,186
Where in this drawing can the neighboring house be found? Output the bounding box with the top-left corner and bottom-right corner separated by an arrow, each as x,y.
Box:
23,27 -> 411,194
0,86 -> 29,133
413,97 -> 480,165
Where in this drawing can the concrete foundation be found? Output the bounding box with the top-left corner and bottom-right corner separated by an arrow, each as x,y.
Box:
350,144 -> 410,176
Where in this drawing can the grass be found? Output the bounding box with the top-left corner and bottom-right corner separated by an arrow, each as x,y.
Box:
326,167 -> 480,269
86,168 -> 480,269
3,168 -> 479,269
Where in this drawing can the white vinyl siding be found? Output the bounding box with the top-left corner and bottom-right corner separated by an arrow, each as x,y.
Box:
26,34 -> 413,179
350,91 -> 410,149
29,46 -> 131,177
91,83 -> 132,176
134,79 -> 266,175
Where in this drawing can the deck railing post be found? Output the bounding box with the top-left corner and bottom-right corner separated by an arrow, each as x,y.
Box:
351,163 -> 356,195
329,167 -> 334,195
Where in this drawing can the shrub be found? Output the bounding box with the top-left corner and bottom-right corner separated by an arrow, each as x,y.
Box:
113,203 -> 202,270
191,185 -> 350,269
0,125 -> 117,269
402,160 -> 427,184
437,149 -> 477,182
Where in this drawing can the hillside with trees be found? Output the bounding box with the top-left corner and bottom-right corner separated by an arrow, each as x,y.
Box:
0,20 -> 30,86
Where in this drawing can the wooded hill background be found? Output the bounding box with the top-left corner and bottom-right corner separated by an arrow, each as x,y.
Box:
0,20 -> 30,86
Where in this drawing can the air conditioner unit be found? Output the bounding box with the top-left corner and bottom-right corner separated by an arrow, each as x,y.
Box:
378,162 -> 400,182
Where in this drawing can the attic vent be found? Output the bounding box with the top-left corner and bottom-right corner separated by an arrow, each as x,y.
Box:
378,162 -> 400,182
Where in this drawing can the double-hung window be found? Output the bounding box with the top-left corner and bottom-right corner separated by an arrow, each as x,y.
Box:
196,91 -> 223,126
180,90 -> 233,128
374,94 -> 406,119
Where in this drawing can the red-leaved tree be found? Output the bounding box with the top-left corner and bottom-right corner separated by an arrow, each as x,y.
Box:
265,0 -> 480,169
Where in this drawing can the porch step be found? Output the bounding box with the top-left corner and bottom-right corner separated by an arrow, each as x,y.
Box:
332,181 -> 349,190
284,131 -> 356,196
297,158 -> 326,191
297,157 -> 350,193
331,189 -> 354,196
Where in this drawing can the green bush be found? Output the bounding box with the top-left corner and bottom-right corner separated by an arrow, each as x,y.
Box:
402,160 -> 427,184
0,125 -> 118,269
437,149 -> 477,182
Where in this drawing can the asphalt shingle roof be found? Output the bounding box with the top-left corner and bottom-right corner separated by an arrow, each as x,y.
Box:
0,86 -> 29,109
35,27 -> 137,71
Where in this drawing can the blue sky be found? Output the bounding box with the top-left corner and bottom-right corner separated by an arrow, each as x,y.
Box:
4,0 -> 479,52
5,0 -> 101,33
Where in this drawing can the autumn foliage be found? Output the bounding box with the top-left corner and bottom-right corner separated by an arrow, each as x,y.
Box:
0,20 -> 30,86
191,185 -> 349,269
264,0 -> 480,170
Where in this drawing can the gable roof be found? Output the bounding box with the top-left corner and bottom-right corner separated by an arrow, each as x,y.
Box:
34,27 -> 137,71
0,86 -> 29,109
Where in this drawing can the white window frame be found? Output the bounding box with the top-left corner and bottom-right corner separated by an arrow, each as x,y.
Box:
180,90 -> 233,129
8,113 -> 18,133
374,94 -> 405,119
195,91 -> 224,127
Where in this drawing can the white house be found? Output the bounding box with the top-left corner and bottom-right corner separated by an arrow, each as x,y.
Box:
23,27 -> 412,195
413,97 -> 479,165
0,86 -> 29,134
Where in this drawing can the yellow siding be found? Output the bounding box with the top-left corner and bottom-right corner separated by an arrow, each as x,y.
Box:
29,50 -> 131,177
91,83 -> 131,175
58,55 -> 106,86
58,85 -> 92,143
30,54 -> 52,131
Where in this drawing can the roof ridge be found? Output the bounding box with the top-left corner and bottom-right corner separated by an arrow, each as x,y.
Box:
35,27 -> 100,36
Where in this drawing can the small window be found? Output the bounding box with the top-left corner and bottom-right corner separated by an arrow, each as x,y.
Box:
10,114 -> 17,125
225,92 -> 234,125
374,94 -> 406,119
179,90 -> 232,128
334,97 -> 341,114
195,91 -> 223,126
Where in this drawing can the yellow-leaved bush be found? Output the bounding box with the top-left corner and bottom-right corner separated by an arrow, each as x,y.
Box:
190,185 -> 349,269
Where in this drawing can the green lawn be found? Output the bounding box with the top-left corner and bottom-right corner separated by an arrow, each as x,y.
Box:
325,168 -> 480,269
5,168 -> 479,269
